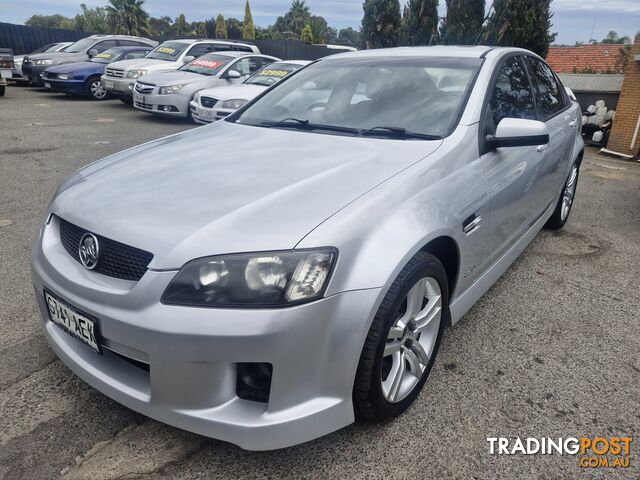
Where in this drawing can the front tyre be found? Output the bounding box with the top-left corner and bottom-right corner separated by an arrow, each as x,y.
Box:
86,77 -> 107,101
0,85 -> 5,96
353,251 -> 449,421
545,161 -> 580,230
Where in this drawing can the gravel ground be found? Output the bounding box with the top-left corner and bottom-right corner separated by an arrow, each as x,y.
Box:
0,85 -> 639,479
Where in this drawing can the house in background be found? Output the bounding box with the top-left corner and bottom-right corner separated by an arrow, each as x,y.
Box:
558,73 -> 624,111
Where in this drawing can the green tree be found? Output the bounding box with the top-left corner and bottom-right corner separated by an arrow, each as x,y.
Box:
301,23 -> 314,43
106,0 -> 150,36
601,30 -> 631,44
338,27 -> 362,47
75,4 -> 109,33
288,0 -> 311,35
197,22 -> 207,38
440,0 -> 484,45
215,14 -> 228,39
175,13 -> 189,36
361,0 -> 401,48
25,14 -> 75,29
405,0 -> 439,46
227,18 -> 243,39
485,0 -> 556,57
309,16 -> 329,43
149,16 -> 173,37
243,0 -> 256,40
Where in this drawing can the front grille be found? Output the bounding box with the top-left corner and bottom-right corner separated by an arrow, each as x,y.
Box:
58,216 -> 154,282
135,82 -> 154,94
200,96 -> 218,108
105,68 -> 124,78
216,111 -> 231,119
134,101 -> 153,110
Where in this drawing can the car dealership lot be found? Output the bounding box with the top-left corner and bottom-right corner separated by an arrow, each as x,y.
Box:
1,86 -> 639,479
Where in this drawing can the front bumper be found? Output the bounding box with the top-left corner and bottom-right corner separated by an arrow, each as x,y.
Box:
133,90 -> 190,117
101,75 -> 135,97
21,63 -> 47,85
31,216 -> 380,450
189,101 -> 234,124
44,79 -> 85,95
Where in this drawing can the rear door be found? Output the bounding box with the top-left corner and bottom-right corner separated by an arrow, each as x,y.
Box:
478,54 -> 545,266
523,56 -> 575,202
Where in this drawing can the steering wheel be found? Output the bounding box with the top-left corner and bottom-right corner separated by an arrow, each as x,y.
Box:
306,101 -> 341,119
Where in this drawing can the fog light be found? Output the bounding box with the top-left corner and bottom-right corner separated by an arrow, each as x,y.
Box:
236,363 -> 272,403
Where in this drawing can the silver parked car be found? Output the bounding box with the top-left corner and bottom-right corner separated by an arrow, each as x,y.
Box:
133,52 -> 279,118
12,42 -> 72,82
190,60 -> 310,123
31,46 -> 583,450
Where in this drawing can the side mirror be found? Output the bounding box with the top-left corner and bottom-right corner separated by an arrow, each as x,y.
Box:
183,56 -> 195,64
87,48 -> 98,58
226,70 -> 242,79
486,118 -> 549,149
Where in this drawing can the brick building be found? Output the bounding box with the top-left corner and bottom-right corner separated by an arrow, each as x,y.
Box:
546,44 -> 626,74
607,36 -> 640,159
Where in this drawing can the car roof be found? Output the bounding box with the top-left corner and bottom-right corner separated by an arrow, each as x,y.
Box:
275,60 -> 311,66
168,38 -> 257,46
326,45 -> 512,60
112,45 -> 153,52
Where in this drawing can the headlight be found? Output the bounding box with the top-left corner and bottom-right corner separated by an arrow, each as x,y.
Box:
58,73 -> 71,80
126,69 -> 147,79
35,59 -> 55,65
221,98 -> 249,110
161,249 -> 337,307
159,84 -> 184,95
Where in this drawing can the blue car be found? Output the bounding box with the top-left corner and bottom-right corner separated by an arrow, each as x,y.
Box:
42,46 -> 151,100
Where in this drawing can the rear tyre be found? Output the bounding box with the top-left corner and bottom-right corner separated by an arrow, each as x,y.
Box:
86,77 -> 107,101
545,161 -> 580,230
119,96 -> 133,105
353,251 -> 449,422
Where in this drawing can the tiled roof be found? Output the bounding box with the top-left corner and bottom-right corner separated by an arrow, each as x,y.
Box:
546,45 -> 625,74
558,74 -> 624,93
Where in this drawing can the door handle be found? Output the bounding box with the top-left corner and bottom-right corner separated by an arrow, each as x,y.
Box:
569,120 -> 577,128
462,214 -> 482,234
537,143 -> 549,152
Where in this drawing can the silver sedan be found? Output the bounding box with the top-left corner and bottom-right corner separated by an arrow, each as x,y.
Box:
132,52 -> 280,118
31,46 -> 583,450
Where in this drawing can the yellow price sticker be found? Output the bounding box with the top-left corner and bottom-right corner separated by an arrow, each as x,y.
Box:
260,69 -> 288,77
95,53 -> 113,59
156,47 -> 177,55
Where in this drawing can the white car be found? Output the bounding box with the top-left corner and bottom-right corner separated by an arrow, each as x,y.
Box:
101,39 -> 260,102
190,60 -> 310,124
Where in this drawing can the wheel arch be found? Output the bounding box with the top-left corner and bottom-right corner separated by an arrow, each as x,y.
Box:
419,235 -> 460,313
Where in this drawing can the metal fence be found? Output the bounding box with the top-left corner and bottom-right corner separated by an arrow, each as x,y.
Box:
0,22 -> 353,59
0,22 -> 90,55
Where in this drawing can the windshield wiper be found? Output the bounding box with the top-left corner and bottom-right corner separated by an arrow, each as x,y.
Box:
263,118 -> 360,135
360,126 -> 442,140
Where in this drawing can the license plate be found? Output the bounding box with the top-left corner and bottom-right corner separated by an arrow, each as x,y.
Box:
196,107 -> 213,120
44,82 -> 51,88
44,290 -> 101,353
133,92 -> 144,103
105,80 -> 114,89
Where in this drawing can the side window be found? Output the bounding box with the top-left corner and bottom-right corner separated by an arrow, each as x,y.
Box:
92,40 -> 117,53
524,56 -> 564,119
487,56 -> 536,130
187,43 -> 216,58
231,58 -> 253,76
125,50 -> 147,60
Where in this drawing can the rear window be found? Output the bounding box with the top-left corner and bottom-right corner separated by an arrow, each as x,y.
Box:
179,54 -> 234,76
146,42 -> 189,61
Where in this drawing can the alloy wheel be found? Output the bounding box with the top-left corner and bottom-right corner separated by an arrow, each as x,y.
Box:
381,276 -> 442,403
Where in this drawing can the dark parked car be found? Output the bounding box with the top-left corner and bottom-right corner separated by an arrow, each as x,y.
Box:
0,48 -> 14,96
12,42 -> 72,82
22,34 -> 157,85
43,46 -> 152,100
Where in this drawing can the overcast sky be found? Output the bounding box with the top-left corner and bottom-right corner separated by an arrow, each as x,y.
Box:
2,0 -> 639,45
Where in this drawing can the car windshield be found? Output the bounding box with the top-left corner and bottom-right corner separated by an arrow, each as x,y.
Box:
146,42 -> 188,61
64,38 -> 97,53
244,62 -> 305,87
32,43 -> 55,54
90,48 -> 124,64
179,54 -> 233,76
235,56 -> 481,138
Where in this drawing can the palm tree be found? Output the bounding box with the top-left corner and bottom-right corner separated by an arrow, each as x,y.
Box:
106,0 -> 150,36
287,0 -> 311,35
